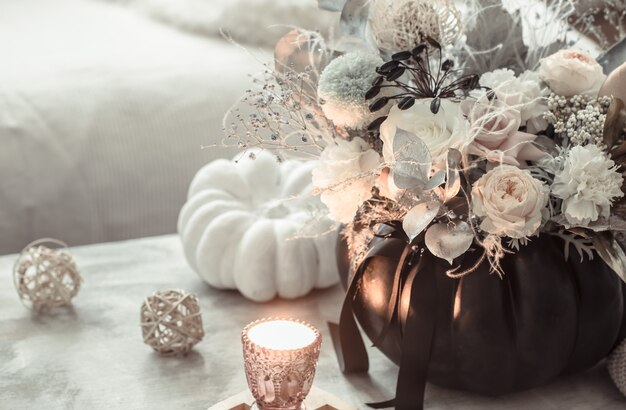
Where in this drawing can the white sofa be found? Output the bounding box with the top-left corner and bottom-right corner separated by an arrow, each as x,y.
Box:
0,0 -> 283,254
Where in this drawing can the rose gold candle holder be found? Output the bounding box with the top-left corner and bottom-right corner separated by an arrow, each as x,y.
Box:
241,318 -> 322,410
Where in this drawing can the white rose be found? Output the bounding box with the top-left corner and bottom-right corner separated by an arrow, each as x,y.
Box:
379,99 -> 469,166
538,50 -> 606,97
472,165 -> 549,238
312,137 -> 381,223
479,69 -> 549,129
551,144 -> 624,226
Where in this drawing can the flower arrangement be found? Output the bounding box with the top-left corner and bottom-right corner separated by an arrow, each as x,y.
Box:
224,0 -> 626,279
222,0 -> 626,407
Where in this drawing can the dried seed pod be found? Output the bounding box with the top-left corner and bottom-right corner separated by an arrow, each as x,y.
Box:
430,97 -> 441,114
372,75 -> 385,86
392,51 -> 413,61
442,59 -> 454,71
398,97 -> 416,110
386,66 -> 406,81
365,86 -> 382,100
412,44 -> 427,59
379,60 -> 401,74
369,97 -> 390,112
367,115 -> 388,131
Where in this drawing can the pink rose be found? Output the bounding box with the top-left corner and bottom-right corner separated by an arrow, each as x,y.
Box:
465,99 -> 546,167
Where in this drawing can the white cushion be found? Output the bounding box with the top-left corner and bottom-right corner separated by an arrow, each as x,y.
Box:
0,0 -> 269,253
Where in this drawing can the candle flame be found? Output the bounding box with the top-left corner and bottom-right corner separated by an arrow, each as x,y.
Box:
247,319 -> 316,350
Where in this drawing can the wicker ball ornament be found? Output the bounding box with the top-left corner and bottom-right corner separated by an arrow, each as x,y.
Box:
13,238 -> 81,312
608,338 -> 626,396
140,289 -> 205,355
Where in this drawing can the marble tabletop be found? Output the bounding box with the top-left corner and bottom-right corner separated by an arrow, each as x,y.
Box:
1,235 -> 625,409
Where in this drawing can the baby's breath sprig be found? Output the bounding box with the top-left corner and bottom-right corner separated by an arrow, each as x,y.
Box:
220,64 -> 341,159
568,0 -> 626,50
544,93 -> 612,147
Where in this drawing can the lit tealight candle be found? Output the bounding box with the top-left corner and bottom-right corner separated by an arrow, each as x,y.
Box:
242,318 -> 321,410
247,319 -> 317,351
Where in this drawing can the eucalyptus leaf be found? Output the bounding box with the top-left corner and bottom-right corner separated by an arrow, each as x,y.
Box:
425,222 -> 474,264
604,97 -> 626,150
591,232 -> 626,284
340,0 -> 370,39
425,170 -> 446,191
402,201 -> 441,243
390,129 -> 431,190
443,149 -> 462,202
395,189 -> 422,210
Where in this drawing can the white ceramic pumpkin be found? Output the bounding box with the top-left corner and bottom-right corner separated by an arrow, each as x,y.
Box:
178,151 -> 339,302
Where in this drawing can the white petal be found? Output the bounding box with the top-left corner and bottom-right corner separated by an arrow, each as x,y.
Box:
425,170 -> 446,191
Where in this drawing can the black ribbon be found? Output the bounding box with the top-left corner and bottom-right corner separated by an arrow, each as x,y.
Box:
330,224 -> 438,410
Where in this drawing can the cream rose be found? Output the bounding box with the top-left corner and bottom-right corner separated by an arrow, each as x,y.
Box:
379,99 -> 469,166
472,165 -> 549,238
538,50 -> 606,97
312,137 -> 381,223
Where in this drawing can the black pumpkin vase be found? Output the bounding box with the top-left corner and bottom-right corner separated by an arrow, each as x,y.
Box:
336,224 -> 626,396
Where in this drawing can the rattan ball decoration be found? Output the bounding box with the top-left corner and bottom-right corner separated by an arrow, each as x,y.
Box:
140,289 -> 205,355
608,337 -> 626,396
13,238 -> 81,312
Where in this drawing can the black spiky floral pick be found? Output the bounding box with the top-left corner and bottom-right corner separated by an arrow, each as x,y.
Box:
365,36 -> 481,131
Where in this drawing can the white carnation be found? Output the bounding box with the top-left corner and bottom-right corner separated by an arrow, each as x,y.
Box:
318,52 -> 384,129
480,69 -> 549,130
312,137 -> 381,223
552,145 -> 624,226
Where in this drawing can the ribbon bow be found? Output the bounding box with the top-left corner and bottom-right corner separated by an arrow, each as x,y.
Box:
329,223 -> 439,410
